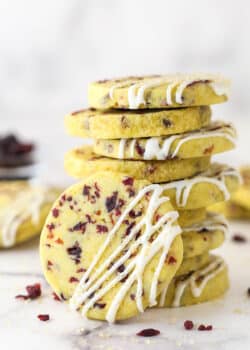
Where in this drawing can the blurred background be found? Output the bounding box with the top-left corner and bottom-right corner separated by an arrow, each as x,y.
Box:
1,0 -> 249,183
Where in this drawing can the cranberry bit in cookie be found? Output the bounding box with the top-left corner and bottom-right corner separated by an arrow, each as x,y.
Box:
184,320 -> 194,330
136,328 -> 160,337
37,314 -> 50,322
15,283 -> 41,300
232,233 -> 247,243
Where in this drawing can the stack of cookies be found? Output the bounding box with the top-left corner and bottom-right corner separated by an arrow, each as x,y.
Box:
40,74 -> 240,322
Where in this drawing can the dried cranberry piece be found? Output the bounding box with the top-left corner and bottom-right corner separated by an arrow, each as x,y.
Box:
83,185 -> 91,196
52,208 -> 59,218
105,191 -> 118,212
162,119 -> 172,128
122,177 -> 134,186
168,256 -> 177,264
15,283 -> 41,300
117,264 -> 125,273
135,141 -> 145,156
198,324 -> 213,331
184,320 -> 194,330
69,221 -> 86,233
69,277 -> 79,283
94,302 -> 106,309
125,222 -> 136,236
232,234 -> 247,243
136,328 -> 160,337
37,314 -> 50,322
96,224 -> 108,233
67,241 -> 82,264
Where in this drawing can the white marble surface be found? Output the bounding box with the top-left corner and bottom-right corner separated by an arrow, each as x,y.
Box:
0,221 -> 250,350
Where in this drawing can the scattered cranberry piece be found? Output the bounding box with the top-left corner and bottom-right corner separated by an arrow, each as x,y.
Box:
168,256 -> 177,264
37,314 -> 50,322
184,320 -> 194,330
15,283 -> 41,300
94,302 -> 106,309
232,234 -> 247,243
69,277 -> 79,283
198,324 -> 213,331
105,191 -> 118,212
136,328 -> 160,337
96,224 -> 108,233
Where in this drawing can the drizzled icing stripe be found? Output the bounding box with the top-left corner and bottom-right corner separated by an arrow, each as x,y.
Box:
0,185 -> 50,247
69,183 -> 181,323
108,75 -> 230,109
162,166 -> 240,207
182,212 -> 229,235
117,123 -> 236,160
159,256 -> 226,307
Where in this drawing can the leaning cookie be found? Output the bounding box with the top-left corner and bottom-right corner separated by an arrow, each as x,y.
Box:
158,255 -> 229,308
88,74 -> 230,110
40,172 -> 183,322
65,106 -> 211,139
0,181 -> 61,248
64,145 -> 210,183
94,122 -> 236,160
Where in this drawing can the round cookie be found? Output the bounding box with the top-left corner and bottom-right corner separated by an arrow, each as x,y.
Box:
176,253 -> 210,277
94,122 -> 236,160
88,74 -> 230,110
65,106 -> 211,139
0,181 -> 61,248
182,212 -> 227,258
178,208 -> 206,227
40,172 -> 183,322
158,255 -> 229,308
162,163 -> 240,209
64,146 -> 210,183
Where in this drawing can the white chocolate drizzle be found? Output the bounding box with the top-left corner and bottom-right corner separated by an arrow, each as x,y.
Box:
182,212 -> 228,235
108,74 -> 230,109
161,164 -> 240,207
117,122 -> 236,160
70,183 -> 181,323
0,184 -> 52,247
171,256 -> 226,307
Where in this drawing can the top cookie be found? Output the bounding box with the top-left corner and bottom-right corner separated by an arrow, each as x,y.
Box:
88,74 -> 230,110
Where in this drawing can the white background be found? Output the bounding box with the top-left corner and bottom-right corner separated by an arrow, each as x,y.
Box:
1,0 -> 249,182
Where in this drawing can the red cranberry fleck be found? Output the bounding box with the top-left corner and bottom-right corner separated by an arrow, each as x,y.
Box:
52,292 -> 61,301
168,256 -> 177,264
67,196 -> 72,201
125,222 -> 136,236
105,191 -> 118,212
184,320 -> 194,330
69,277 -> 79,283
94,302 -> 106,309
37,314 -> 50,322
122,177 -> 134,186
83,185 -> 91,196
67,241 -> 82,264
232,234 -> 247,243
15,283 -> 41,300
117,264 -> 125,273
46,223 -> 55,231
198,324 -> 213,331
136,328 -> 160,337
96,224 -> 108,233
135,141 -> 145,156
52,208 -> 59,218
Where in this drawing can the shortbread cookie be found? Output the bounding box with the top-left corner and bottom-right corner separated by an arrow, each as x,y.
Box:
64,146 -> 210,183
158,255 -> 229,307
178,208 -> 206,227
88,74 -> 230,110
0,181 -> 61,248
162,163 -> 240,209
176,253 -> 210,277
40,172 -> 183,322
65,106 -> 211,139
182,212 -> 227,258
94,122 -> 236,160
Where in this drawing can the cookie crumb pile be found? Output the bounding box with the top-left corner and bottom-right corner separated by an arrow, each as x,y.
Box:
41,74 -> 240,322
